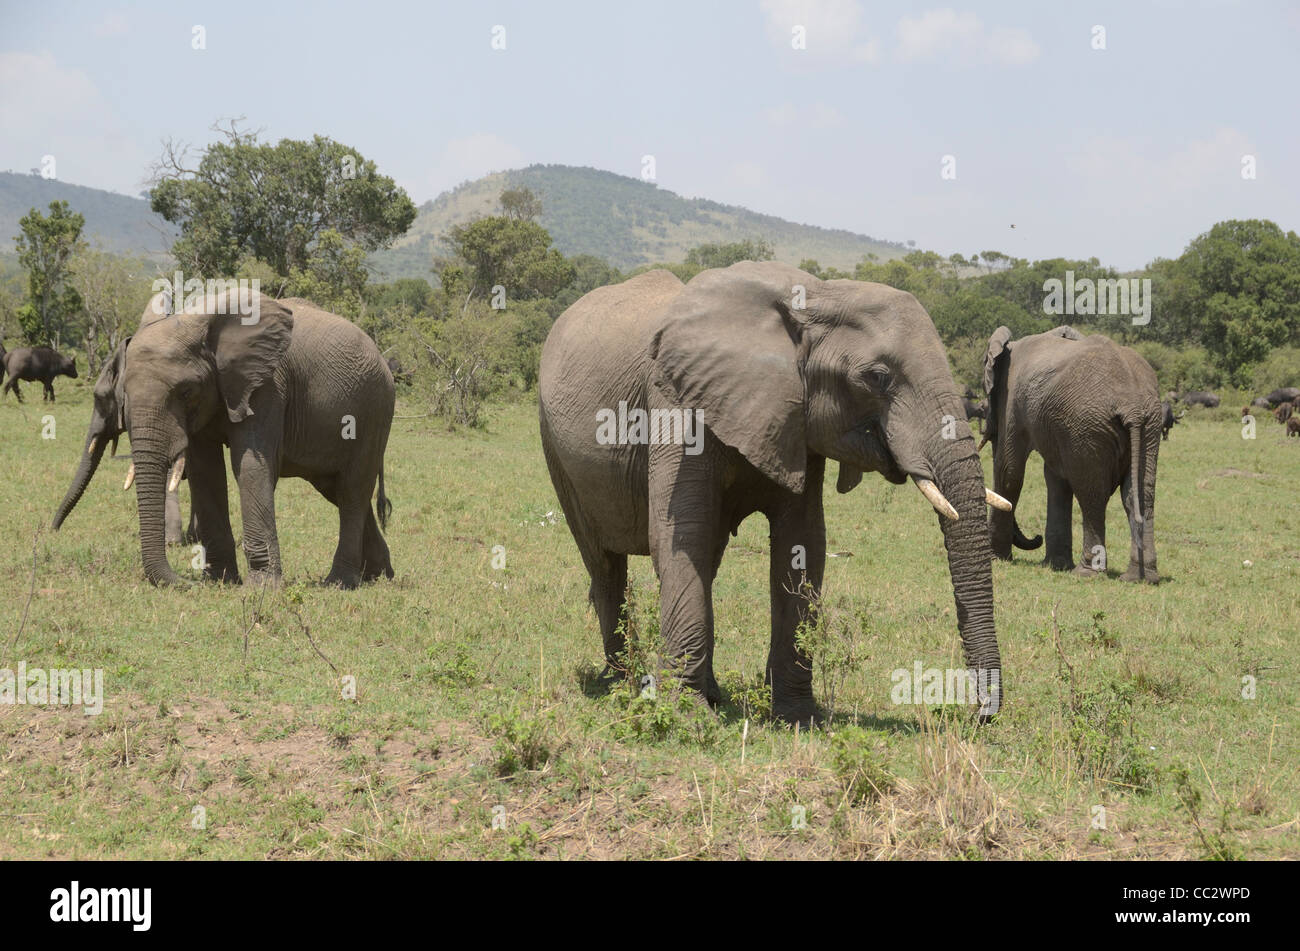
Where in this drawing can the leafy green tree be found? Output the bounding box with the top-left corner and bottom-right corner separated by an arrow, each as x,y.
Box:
69,248 -> 153,371
285,229 -> 369,319
149,121 -> 416,278
442,214 -> 574,304
499,187 -> 544,222
13,200 -> 85,345
1174,219 -> 1300,382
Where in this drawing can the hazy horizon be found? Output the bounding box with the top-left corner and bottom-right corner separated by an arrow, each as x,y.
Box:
2,0 -> 1297,270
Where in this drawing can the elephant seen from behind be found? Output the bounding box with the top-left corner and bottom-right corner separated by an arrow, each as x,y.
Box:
982,325 -> 1161,582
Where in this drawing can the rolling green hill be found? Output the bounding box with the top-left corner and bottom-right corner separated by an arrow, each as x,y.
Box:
373,164 -> 907,279
0,171 -> 177,258
1,165 -> 906,281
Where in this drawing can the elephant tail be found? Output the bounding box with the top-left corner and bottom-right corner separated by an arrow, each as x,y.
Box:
1012,517 -> 1042,550
377,464 -> 392,531
1127,419 -> 1143,554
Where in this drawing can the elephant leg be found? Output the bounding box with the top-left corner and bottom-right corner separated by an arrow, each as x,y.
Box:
164,484 -> 183,545
1042,466 -> 1074,571
187,438 -> 239,583
766,456 -> 825,726
1073,487 -> 1109,578
44,381 -> 54,401
1118,473 -> 1159,583
989,437 -> 1028,559
360,508 -> 393,582
229,438 -> 282,585
586,547 -> 629,675
647,442 -> 720,703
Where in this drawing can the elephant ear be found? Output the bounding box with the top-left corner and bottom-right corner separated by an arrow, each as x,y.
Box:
111,337 -> 131,431
648,264 -> 810,493
206,297 -> 294,423
982,326 -> 1013,397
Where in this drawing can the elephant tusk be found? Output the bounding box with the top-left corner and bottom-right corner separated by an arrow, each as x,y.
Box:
986,489 -> 1012,511
88,437 -> 98,455
914,477 -> 959,521
167,456 -> 186,493
976,436 -> 989,453
111,436 -> 119,457
123,461 -> 135,491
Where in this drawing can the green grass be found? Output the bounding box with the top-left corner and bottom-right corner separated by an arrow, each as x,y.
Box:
0,380 -> 1296,859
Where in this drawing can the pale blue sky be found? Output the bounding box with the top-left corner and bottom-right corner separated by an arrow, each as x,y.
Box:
2,0 -> 1297,269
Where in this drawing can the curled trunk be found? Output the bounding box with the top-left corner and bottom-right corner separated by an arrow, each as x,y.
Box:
52,432 -> 109,529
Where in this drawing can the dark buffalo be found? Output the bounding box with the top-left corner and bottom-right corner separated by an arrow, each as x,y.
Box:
1161,401 -> 1185,440
1180,391 -> 1220,408
1263,387 -> 1300,407
1,344 -> 78,402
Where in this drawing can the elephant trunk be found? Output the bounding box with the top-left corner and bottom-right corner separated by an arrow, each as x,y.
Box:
52,428 -> 109,530
132,448 -> 181,586
890,390 -> 1003,716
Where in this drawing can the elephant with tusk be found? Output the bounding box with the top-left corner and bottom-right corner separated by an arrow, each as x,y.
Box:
539,262 -> 1006,725
52,321 -> 194,546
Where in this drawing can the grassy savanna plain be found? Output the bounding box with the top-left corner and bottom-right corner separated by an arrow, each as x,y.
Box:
0,380 -> 1296,860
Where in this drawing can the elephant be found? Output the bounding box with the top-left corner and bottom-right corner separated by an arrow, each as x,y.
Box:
538,262 -> 1008,724
1161,401 -> 1185,440
52,313 -> 193,545
1,344 -> 77,401
1288,417 -> 1300,438
982,325 -> 1161,582
385,355 -> 412,385
1179,390 -> 1220,408
1263,386 -> 1300,407
1273,401 -> 1294,424
102,290 -> 396,588
1251,397 -> 1271,409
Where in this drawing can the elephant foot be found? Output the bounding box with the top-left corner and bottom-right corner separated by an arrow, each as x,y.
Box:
1120,565 -> 1159,584
1045,556 -> 1074,572
323,570 -> 360,589
772,696 -> 818,729
360,562 -> 394,582
204,564 -> 242,584
1071,564 -> 1102,578
246,569 -> 283,589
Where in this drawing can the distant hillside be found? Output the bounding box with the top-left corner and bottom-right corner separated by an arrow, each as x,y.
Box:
372,164 -> 907,279
0,171 -> 177,258
1,165 -> 906,281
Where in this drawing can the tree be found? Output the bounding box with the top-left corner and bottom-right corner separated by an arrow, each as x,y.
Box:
70,248 -> 153,371
499,187 -> 544,222
442,214 -> 574,304
13,200 -> 85,346
1176,219 -> 1300,382
682,237 -> 774,275
149,120 -> 416,279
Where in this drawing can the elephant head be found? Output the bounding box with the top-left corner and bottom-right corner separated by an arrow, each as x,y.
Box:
123,291 -> 293,585
51,339 -> 131,530
649,262 -> 1005,694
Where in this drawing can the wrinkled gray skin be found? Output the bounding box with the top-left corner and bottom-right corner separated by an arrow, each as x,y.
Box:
983,325 -> 1161,582
53,306 -> 194,544
100,292 -> 395,588
539,263 -> 1002,724
2,345 -> 77,401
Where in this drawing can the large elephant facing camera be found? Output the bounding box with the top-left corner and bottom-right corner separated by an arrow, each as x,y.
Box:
539,262 -> 1009,724
981,325 -> 1161,582
88,291 -> 396,588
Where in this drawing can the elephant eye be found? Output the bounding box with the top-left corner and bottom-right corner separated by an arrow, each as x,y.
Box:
856,366 -> 890,393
